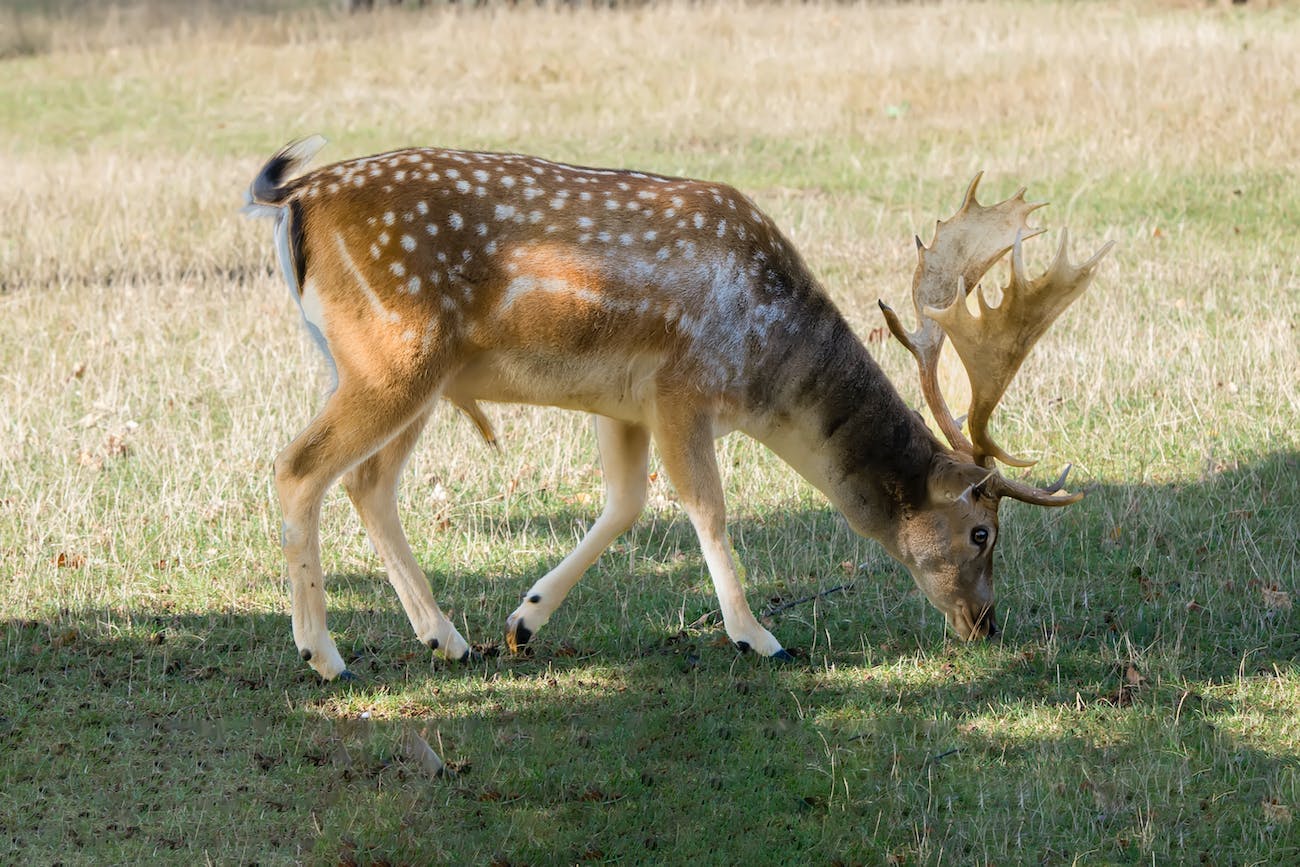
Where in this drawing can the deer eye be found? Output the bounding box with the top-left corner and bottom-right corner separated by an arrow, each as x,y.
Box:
971,527 -> 990,547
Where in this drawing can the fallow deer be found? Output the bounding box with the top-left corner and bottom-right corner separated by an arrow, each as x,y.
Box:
244,136 -> 1112,681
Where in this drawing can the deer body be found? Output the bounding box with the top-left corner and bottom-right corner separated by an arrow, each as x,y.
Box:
246,137 -> 1107,680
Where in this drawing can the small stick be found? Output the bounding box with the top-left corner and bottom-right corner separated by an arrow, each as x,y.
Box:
761,583 -> 856,618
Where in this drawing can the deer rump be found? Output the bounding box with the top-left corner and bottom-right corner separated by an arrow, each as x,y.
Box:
245,136 -> 1112,681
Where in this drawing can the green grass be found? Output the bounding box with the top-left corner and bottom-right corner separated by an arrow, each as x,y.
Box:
2,0 -> 1299,863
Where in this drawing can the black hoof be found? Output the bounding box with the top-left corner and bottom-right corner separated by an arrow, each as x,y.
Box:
771,649 -> 796,663
337,670 -> 357,682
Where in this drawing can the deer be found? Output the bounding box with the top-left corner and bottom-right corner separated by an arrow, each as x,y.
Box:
243,135 -> 1112,681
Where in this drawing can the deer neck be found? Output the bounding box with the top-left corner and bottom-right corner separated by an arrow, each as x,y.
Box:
739,296 -> 940,554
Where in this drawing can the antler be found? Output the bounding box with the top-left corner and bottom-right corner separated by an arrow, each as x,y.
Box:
879,172 -> 1045,458
880,173 -> 1114,471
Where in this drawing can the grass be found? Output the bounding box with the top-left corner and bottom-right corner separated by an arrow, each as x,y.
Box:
1,0 -> 1298,863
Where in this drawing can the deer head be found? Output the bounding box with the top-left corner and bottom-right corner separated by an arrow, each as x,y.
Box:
879,174 -> 1114,639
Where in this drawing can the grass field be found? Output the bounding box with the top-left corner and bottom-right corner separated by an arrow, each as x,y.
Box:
2,0 -> 1298,863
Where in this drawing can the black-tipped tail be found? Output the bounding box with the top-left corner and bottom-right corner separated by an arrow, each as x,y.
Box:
244,134 -> 327,210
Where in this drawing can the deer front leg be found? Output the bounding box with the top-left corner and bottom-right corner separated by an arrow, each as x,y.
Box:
652,397 -> 794,661
341,410 -> 471,663
506,416 -> 650,651
276,380 -> 440,681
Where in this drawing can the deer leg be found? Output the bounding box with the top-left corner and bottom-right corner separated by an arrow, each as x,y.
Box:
276,380 -> 441,681
652,399 -> 793,660
506,416 -> 650,651
341,410 -> 471,663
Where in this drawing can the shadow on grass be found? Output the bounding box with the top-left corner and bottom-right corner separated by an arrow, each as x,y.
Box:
1,451 -> 1296,863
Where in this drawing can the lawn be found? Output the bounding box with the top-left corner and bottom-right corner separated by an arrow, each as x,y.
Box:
1,1 -> 1297,863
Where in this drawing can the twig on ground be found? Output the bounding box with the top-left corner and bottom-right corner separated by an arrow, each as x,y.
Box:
761,582 -> 856,618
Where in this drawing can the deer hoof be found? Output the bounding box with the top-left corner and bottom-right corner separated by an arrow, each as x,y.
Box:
337,670 -> 358,682
771,649 -> 796,663
459,647 -> 482,663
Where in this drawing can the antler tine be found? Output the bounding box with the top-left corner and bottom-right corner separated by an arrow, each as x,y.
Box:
927,226 -> 1115,469
878,173 -> 1045,457
994,463 -> 1085,506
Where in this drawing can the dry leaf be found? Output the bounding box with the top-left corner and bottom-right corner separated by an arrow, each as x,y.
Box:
104,433 -> 130,459
1261,587 -> 1292,611
1125,665 -> 1146,687
1262,799 -> 1292,824
51,628 -> 79,648
54,552 -> 86,569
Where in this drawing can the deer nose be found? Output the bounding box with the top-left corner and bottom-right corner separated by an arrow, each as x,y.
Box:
975,606 -> 999,639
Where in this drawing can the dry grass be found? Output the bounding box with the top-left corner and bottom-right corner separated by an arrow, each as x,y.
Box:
1,1 -> 1298,863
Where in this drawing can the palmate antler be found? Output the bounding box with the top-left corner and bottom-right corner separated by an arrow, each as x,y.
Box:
880,174 -> 1114,497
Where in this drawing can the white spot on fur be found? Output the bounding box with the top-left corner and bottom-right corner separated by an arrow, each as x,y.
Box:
425,223 -> 438,236
370,244 -> 380,260
406,276 -> 422,294
417,201 -> 429,216
390,261 -> 406,277
378,231 -> 390,246
693,213 -> 705,229
495,204 -> 516,221
449,212 -> 463,230
501,176 -> 516,188
456,180 -> 471,194
401,235 -> 416,252
474,169 -> 489,183
384,212 -> 395,226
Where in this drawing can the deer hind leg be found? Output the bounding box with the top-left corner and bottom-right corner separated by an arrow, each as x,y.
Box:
276,379 -> 444,680
652,397 -> 793,660
506,416 -> 650,652
341,410 -> 471,663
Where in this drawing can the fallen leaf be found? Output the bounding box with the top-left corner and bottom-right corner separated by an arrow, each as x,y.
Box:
1125,665 -> 1146,687
51,628 -> 79,648
1262,799 -> 1292,824
1261,587 -> 1292,611
54,552 -> 86,569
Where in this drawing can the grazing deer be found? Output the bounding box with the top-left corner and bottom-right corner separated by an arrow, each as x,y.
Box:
244,136 -> 1112,681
